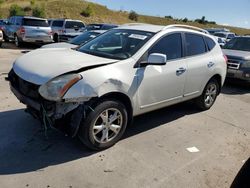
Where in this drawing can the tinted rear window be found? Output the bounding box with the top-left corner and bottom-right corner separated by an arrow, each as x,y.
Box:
52,20 -> 64,27
205,37 -> 216,51
22,19 -> 49,27
65,21 -> 85,29
185,33 -> 207,56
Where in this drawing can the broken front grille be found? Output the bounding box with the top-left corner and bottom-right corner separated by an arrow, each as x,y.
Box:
227,59 -> 241,70
8,69 -> 41,100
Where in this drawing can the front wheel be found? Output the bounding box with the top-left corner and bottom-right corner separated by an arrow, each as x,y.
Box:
78,100 -> 128,150
195,79 -> 219,110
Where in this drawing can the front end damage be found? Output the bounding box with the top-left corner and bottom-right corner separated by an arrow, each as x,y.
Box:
8,69 -> 89,137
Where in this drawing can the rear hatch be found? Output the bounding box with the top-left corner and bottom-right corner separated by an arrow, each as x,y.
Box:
22,18 -> 52,41
64,21 -> 85,34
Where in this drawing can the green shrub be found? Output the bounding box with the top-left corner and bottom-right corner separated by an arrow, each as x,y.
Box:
30,0 -> 36,6
32,6 -> 45,18
128,10 -> 138,21
81,5 -> 93,17
23,6 -> 32,12
9,4 -> 25,17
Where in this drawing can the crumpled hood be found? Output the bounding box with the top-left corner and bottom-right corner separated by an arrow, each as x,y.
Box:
223,49 -> 250,60
13,48 -> 116,85
41,42 -> 77,49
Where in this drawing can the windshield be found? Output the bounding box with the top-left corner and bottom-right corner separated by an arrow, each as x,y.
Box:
214,33 -> 226,38
78,29 -> 154,60
23,19 -> 49,27
223,37 -> 250,51
65,21 -> 85,29
69,31 -> 102,45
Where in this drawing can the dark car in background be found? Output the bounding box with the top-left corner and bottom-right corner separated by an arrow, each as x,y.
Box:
42,30 -> 106,48
49,19 -> 85,42
86,23 -> 118,31
3,16 -> 53,47
223,36 -> 250,82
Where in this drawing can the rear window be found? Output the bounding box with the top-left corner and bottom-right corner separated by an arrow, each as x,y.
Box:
52,20 -> 63,27
185,33 -> 207,56
205,37 -> 216,51
214,33 -> 226,38
65,21 -> 85,29
22,19 -> 49,27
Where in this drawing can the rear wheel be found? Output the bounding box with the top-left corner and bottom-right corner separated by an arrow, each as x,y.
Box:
53,34 -> 59,42
195,79 -> 219,110
78,100 -> 128,150
14,34 -> 22,47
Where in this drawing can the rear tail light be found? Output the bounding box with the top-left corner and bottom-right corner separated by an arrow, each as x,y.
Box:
223,54 -> 228,64
20,26 -> 25,34
48,30 -> 53,35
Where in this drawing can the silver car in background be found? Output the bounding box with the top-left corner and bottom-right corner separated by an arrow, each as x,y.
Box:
4,16 -> 53,47
49,19 -> 85,42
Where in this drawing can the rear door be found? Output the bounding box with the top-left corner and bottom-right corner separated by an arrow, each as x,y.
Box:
183,33 -> 210,97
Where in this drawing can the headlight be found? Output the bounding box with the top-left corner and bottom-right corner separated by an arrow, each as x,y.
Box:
39,74 -> 82,101
241,61 -> 250,68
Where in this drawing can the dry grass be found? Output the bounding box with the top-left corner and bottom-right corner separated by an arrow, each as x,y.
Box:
0,0 -> 249,35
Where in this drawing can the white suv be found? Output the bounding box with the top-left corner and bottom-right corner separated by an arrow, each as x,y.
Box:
8,24 -> 227,150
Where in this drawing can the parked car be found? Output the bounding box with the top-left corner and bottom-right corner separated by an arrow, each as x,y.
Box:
86,23 -> 118,31
3,16 -> 53,47
0,30 -> 3,47
223,36 -> 250,81
213,36 -> 226,47
214,32 -> 235,41
0,19 -> 7,40
49,19 -> 85,42
205,28 -> 230,35
42,30 -> 106,49
8,24 -> 227,150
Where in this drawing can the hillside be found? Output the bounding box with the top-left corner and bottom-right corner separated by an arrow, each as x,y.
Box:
0,0 -> 249,35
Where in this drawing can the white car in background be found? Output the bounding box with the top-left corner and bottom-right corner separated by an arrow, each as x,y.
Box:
214,32 -> 235,42
42,30 -> 106,49
8,24 -> 227,150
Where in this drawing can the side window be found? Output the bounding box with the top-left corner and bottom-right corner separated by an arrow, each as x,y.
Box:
149,33 -> 182,61
205,36 -> 216,51
16,18 -> 22,25
52,20 -> 64,27
185,33 -> 207,56
9,17 -> 14,25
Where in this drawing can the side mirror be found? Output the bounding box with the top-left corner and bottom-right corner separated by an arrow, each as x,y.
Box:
147,53 -> 167,65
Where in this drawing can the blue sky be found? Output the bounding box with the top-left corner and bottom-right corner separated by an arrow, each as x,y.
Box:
89,0 -> 250,28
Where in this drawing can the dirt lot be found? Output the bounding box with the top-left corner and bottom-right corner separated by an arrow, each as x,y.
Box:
0,43 -> 250,188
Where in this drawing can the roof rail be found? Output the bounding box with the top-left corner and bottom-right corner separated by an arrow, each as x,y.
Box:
122,23 -> 151,26
162,24 -> 209,34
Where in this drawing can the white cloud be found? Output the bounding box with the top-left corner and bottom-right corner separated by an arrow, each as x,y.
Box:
244,20 -> 249,25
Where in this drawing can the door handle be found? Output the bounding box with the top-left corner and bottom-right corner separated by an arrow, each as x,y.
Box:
207,62 -> 215,68
176,67 -> 186,75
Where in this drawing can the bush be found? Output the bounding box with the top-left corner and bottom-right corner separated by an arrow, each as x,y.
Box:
32,6 -> 45,18
81,5 -> 93,17
9,4 -> 25,17
23,6 -> 32,12
182,17 -> 188,23
128,10 -> 138,21
30,0 -> 35,6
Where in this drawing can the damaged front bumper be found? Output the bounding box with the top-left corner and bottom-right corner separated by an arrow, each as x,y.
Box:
8,70 -> 88,137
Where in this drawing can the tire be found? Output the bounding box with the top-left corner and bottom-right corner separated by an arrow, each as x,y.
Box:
53,34 -> 59,42
3,32 -> 9,42
0,42 -> 2,47
78,100 -> 128,150
14,35 -> 22,47
195,78 -> 219,111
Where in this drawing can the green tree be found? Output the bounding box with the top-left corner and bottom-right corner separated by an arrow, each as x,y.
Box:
128,10 -> 138,21
9,4 -> 25,17
32,6 -> 45,18
81,5 -> 94,17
